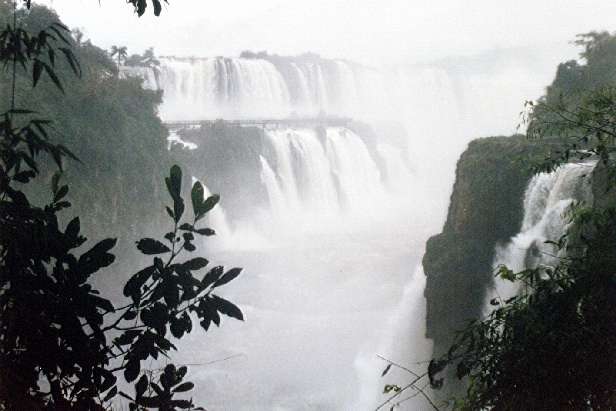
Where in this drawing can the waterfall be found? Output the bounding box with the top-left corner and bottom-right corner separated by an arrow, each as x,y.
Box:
488,162 -> 596,304
256,127 -> 383,230
137,51 -> 549,411
165,123 -> 434,411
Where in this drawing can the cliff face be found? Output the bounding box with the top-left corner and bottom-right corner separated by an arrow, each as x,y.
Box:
423,135 -> 560,354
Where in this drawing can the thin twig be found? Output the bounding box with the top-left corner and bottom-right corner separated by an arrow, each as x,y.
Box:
377,355 -> 420,378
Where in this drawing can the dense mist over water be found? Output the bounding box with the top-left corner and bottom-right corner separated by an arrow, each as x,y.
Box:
114,51 -> 555,410
29,1 -> 616,409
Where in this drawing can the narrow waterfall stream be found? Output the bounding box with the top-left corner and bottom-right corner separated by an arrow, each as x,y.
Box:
488,162 -> 596,306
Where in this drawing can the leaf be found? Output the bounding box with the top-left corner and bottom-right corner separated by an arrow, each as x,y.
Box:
13,170 -> 36,183
65,217 -> 80,239
103,386 -> 117,402
208,295 -> 243,321
195,228 -> 216,236
54,185 -> 68,202
383,384 -> 401,394
171,399 -> 193,409
191,181 -> 205,215
166,165 -> 182,200
381,363 -> 392,377
136,374 -> 148,398
137,396 -> 161,408
124,310 -> 138,320
90,294 -> 115,313
123,266 -> 155,297
152,0 -> 162,16
213,267 -> 242,288
174,197 -> 185,224
114,330 -> 141,346
51,171 -> 60,193
41,60 -> 64,93
198,194 -> 220,216
78,238 -> 117,276
32,59 -> 42,87
200,266 -> 223,290
172,382 -> 194,393
124,358 -> 141,383
184,241 -> 196,252
136,238 -> 171,255
164,283 -> 180,308
183,257 -> 209,271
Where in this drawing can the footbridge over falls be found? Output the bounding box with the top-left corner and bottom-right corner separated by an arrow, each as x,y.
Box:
164,118 -> 353,132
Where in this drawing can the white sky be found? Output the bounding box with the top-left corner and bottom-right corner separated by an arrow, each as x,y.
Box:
39,0 -> 616,68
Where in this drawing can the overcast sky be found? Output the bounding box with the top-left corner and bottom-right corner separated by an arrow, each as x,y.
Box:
38,0 -> 616,68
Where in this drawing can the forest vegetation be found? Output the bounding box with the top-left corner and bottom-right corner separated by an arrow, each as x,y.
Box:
0,2 -> 244,409
421,31 -> 616,411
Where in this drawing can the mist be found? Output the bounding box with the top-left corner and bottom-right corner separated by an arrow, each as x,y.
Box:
27,0 -> 616,410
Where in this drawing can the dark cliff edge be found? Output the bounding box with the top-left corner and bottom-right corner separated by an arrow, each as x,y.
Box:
423,135 -> 561,357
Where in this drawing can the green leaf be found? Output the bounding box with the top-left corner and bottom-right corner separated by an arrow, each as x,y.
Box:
166,165 -> 182,199
174,197 -> 185,224
54,185 -> 68,202
496,264 -> 517,282
172,382 -> 194,393
200,266 -> 223,290
123,266 -> 155,297
166,206 -> 174,220
198,194 -> 220,218
65,217 -> 80,239
51,171 -> 60,194
136,374 -> 148,398
152,0 -> 162,16
136,238 -> 171,255
171,399 -> 193,409
124,358 -> 141,382
183,257 -> 209,271
41,60 -> 64,93
213,267 -> 242,288
103,386 -> 117,402
137,396 -> 161,408
32,59 -> 42,87
195,228 -> 216,236
191,181 -> 205,215
124,310 -> 138,320
114,330 -> 141,346
13,170 -> 36,183
208,294 -> 243,321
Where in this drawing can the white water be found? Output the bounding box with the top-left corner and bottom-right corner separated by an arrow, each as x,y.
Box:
165,124 -> 438,411
127,53 -> 553,410
125,54 -> 551,224
488,162 -> 595,305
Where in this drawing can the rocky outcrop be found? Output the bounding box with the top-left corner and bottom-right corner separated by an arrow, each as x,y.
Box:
423,135 -> 561,354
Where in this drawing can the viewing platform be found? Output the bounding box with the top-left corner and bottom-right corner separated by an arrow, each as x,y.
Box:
164,117 -> 353,131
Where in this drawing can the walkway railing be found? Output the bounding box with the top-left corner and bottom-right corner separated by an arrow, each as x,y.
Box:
165,118 -> 353,130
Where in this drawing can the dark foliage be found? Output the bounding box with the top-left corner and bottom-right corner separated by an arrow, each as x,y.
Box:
1,3 -> 243,410
429,33 -> 616,411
